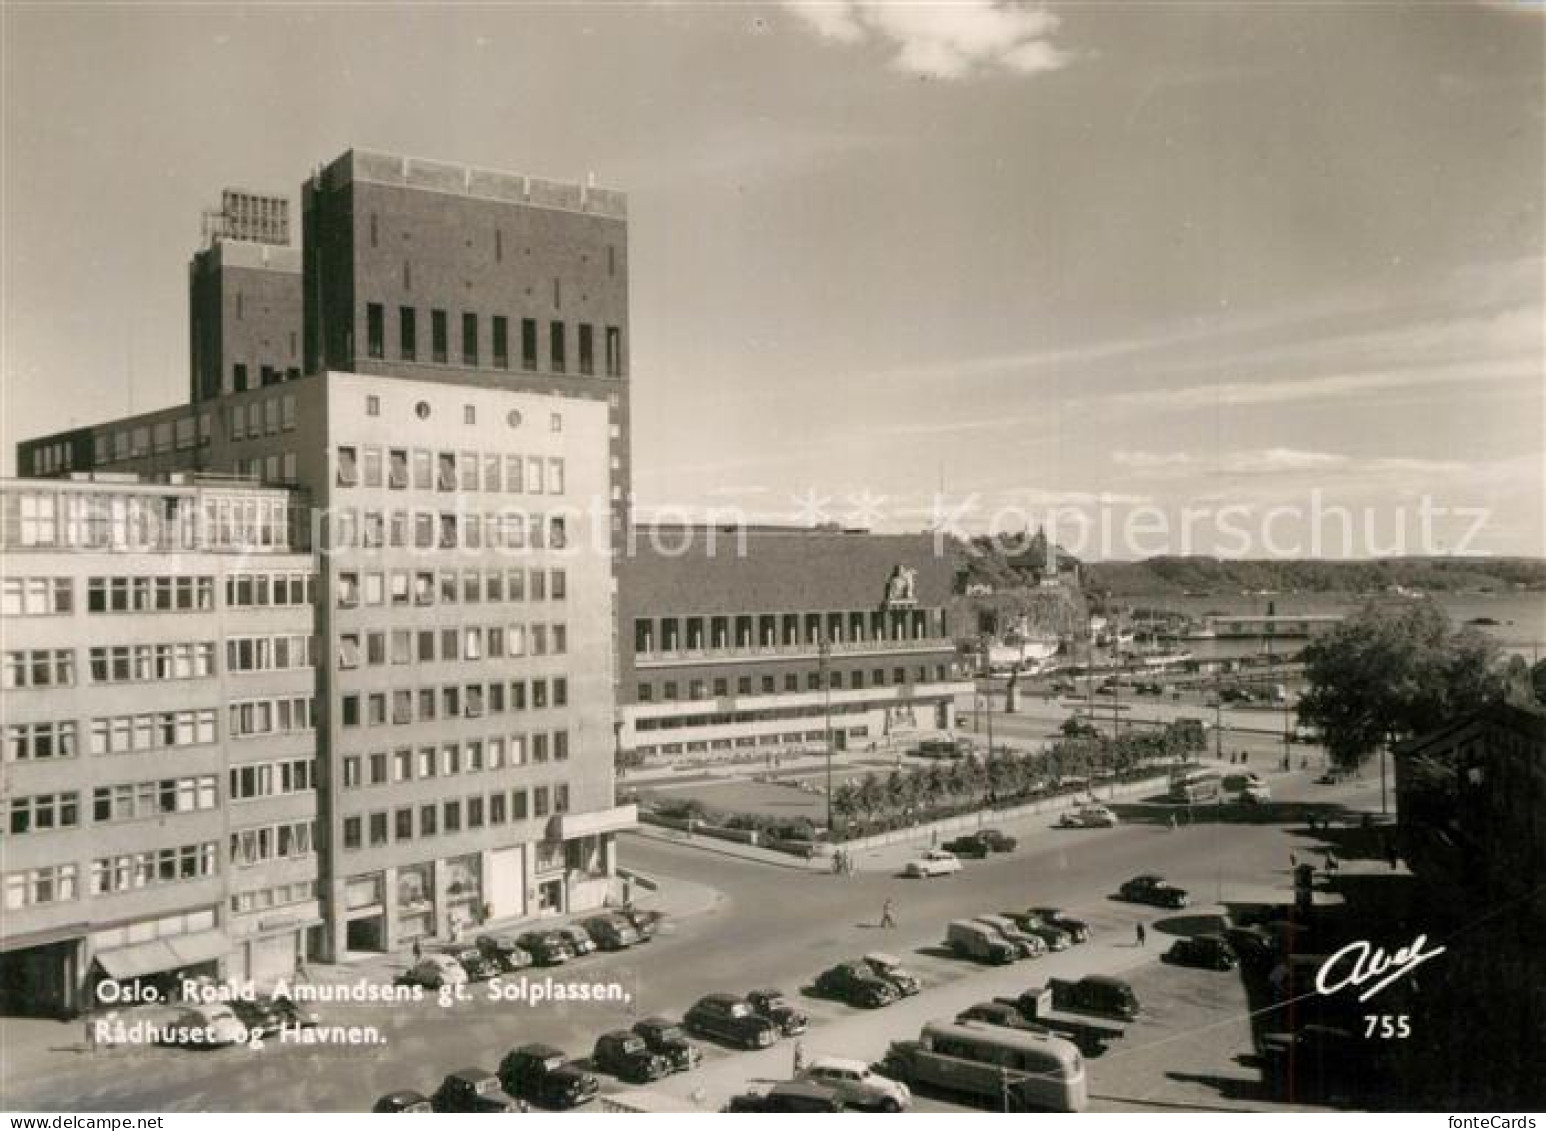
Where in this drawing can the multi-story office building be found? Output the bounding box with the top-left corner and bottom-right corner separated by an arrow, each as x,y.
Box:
12,149 -> 635,977
301,149 -> 631,526
189,189 -> 303,403
617,527 -> 969,762
0,476 -> 317,1017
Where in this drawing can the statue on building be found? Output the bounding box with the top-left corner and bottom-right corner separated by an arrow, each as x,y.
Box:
885,564 -> 917,605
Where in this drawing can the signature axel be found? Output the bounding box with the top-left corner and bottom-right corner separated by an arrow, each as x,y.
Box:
1315,933 -> 1446,1003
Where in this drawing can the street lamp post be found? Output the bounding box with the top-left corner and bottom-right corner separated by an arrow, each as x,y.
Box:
820,635 -> 834,834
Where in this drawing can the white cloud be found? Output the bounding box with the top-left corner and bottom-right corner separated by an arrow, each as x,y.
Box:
783,1 -> 1070,80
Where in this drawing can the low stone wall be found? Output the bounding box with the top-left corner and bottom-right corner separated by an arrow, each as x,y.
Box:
638,812 -> 761,846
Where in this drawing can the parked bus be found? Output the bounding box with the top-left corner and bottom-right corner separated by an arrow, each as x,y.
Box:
881,1020 -> 1088,1112
1169,768 -> 1221,804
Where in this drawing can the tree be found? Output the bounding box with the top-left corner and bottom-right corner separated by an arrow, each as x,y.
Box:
855,773 -> 885,826
883,770 -> 912,818
830,782 -> 860,832
1297,601 -> 1506,771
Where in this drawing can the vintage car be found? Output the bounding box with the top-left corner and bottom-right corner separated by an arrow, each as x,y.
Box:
682,993 -> 779,1049
630,1016 -> 702,1073
430,1069 -> 519,1113
798,1056 -> 912,1111
1117,874 -> 1190,909
902,849 -> 963,878
813,961 -> 899,1008
498,1044 -> 600,1109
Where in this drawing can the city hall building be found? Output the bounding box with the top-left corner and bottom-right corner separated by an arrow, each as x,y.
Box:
8,149 -> 635,1000
617,527 -> 970,761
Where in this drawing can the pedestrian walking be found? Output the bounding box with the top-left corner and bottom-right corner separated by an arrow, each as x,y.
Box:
1324,849 -> 1339,875
793,1040 -> 808,1075
1169,813 -> 1178,831
1135,922 -> 1147,947
1385,834 -> 1399,871
880,898 -> 897,929
411,939 -> 423,962
83,1011 -> 97,1054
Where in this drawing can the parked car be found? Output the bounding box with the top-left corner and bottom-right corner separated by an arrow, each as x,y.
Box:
555,925 -> 597,957
1060,805 -> 1118,829
1000,911 -> 1072,951
946,919 -> 1018,964
977,828 -> 1018,852
724,1081 -> 845,1113
956,1001 -> 1051,1034
619,908 -> 665,940
1049,975 -> 1141,1022
498,1044 -> 600,1109
863,952 -> 921,996
397,954 -> 468,990
1165,934 -> 1238,971
430,1069 -> 519,1113
1118,874 -> 1190,908
591,1030 -> 670,1084
229,995 -> 285,1036
267,994 -> 320,1030
476,933 -> 534,972
630,1016 -> 702,1073
798,1055 -> 912,1111
683,993 -> 780,1049
942,833 -> 992,859
164,1005 -> 247,1048
813,961 -> 898,1008
1240,783 -> 1272,804
516,930 -> 573,966
973,914 -> 1047,958
1026,906 -> 1091,943
747,988 -> 807,1035
582,913 -> 639,950
372,1090 -> 432,1113
903,849 -> 963,877
442,946 -> 500,982
1224,925 -> 1278,968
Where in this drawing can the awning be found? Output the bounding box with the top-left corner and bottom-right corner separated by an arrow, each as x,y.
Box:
554,804 -> 637,840
165,930 -> 231,967
93,930 -> 232,979
93,940 -> 180,980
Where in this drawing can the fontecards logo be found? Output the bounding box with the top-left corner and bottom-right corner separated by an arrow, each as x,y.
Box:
1314,933 -> 1446,1002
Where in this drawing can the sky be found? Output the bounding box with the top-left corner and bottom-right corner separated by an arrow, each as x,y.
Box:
2,2 -> 1542,559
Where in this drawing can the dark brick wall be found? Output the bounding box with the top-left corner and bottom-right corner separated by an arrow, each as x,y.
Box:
189,246 -> 302,402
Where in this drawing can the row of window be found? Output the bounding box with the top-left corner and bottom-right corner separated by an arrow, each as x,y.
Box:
90,643 -> 217,684
6,792 -> 78,835
3,575 -> 312,618
336,567 -> 564,609
364,304 -> 623,378
92,776 -> 220,824
328,508 -> 569,554
228,635 -> 314,674
221,394 -> 298,441
94,843 -> 219,895
88,710 -> 220,756
230,820 -> 314,867
1,577 -> 73,617
87,576 -> 215,614
340,731 -> 570,789
637,664 -> 952,703
230,880 -> 318,917
226,572 -> 315,608
338,678 -> 569,727
336,447 -> 567,495
91,414 -> 212,466
3,649 -> 74,689
341,783 -> 570,851
229,697 -> 316,739
635,608 -> 947,655
338,623 -> 567,669
229,758 -> 315,801
5,493 -> 292,553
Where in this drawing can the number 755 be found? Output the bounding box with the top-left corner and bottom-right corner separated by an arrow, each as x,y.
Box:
1363,1014 -> 1410,1038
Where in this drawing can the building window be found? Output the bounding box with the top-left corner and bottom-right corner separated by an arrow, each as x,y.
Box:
367,303 -> 385,359
492,316 -> 509,369
431,309 -> 448,363
337,446 -> 359,487
400,307 -> 416,361
234,363 -> 248,392
521,319 -> 538,370
463,404 -> 476,426
605,326 -> 622,376
549,322 -> 565,373
578,324 -> 594,375
462,312 -> 478,366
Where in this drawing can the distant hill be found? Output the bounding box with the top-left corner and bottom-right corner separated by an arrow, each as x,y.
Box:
1080,556 -> 1546,596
